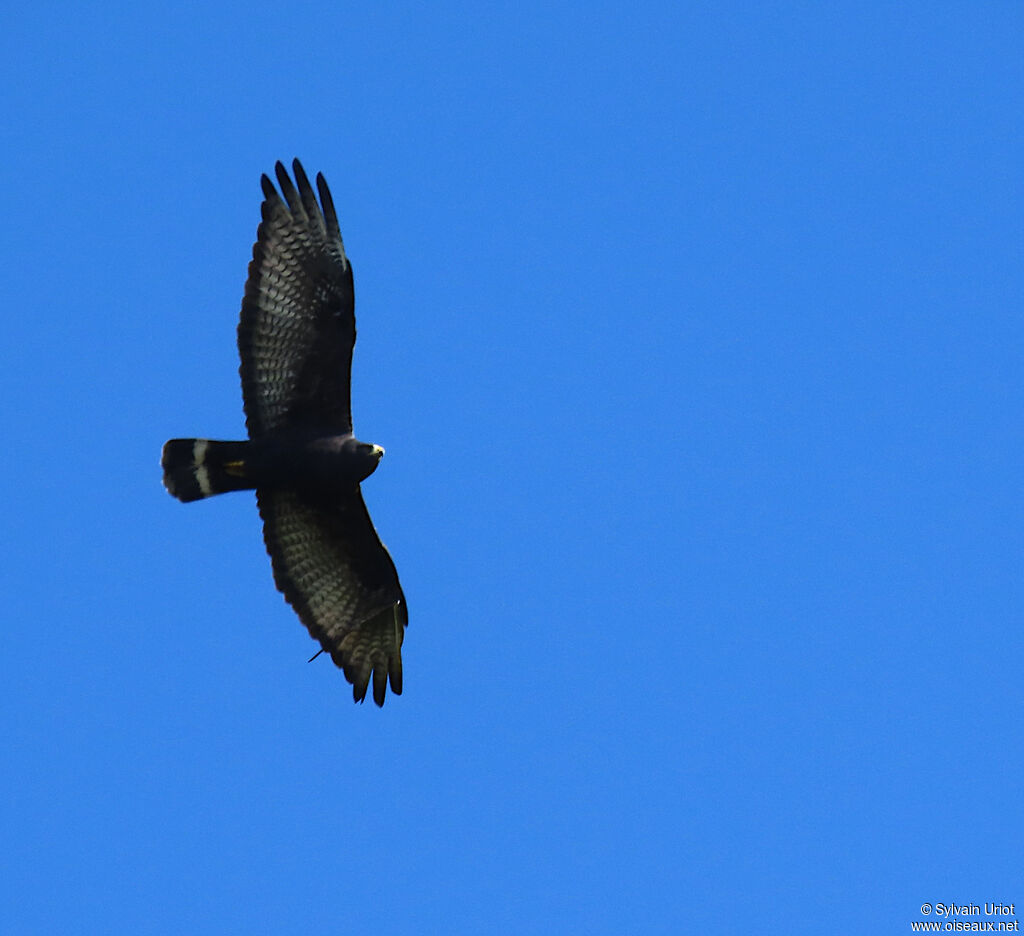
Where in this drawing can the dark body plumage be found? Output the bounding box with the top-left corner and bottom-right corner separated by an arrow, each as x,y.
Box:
162,160 -> 406,706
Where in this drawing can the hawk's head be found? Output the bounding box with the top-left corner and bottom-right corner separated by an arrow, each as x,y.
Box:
345,438 -> 385,483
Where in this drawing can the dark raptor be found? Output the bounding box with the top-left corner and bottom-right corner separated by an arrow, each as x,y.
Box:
161,160 -> 406,706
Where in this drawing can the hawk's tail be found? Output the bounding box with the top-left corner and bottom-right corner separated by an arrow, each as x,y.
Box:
161,439 -> 254,502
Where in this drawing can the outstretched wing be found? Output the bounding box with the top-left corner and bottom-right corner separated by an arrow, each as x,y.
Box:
238,159 -> 355,438
256,487 -> 407,705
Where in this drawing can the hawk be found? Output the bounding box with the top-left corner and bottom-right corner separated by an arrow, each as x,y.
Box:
162,160 -> 406,706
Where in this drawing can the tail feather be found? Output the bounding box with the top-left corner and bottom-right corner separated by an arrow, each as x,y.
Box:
161,439 -> 253,502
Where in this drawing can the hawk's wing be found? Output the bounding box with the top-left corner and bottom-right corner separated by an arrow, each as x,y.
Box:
256,487 -> 407,705
238,159 -> 355,437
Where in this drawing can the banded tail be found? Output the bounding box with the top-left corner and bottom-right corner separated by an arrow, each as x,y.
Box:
161,439 -> 254,502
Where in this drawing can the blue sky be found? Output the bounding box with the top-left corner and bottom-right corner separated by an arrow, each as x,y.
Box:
2,3 -> 1022,933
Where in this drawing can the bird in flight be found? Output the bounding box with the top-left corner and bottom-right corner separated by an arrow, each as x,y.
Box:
162,160 -> 406,706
